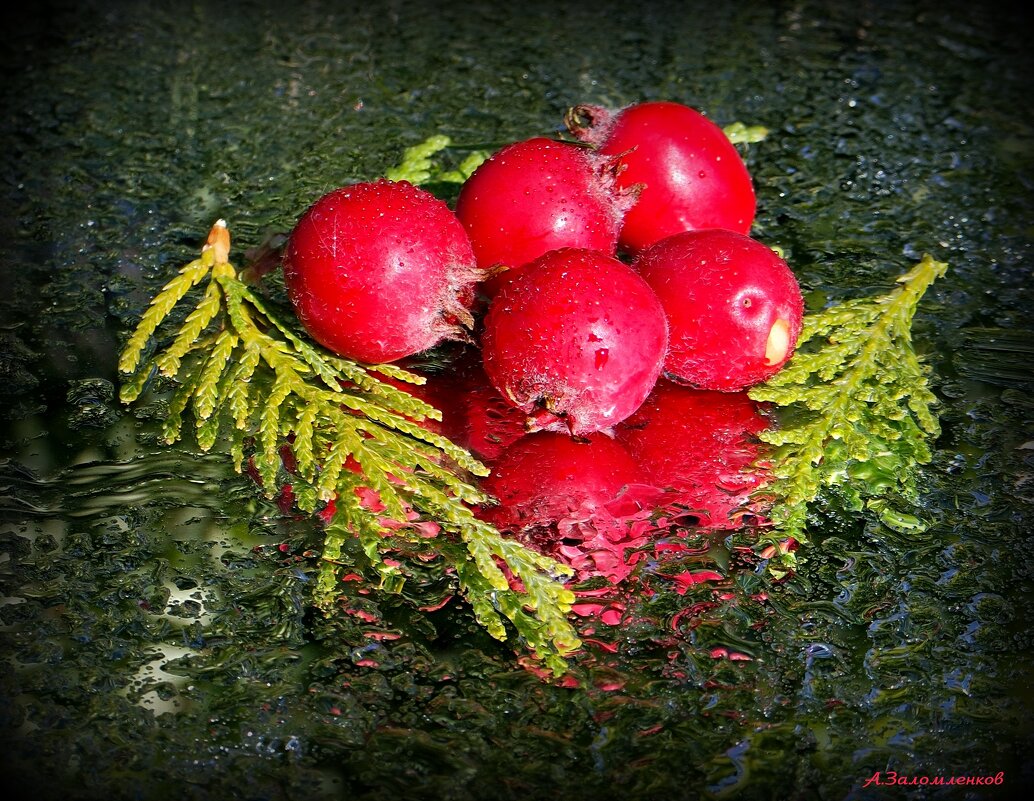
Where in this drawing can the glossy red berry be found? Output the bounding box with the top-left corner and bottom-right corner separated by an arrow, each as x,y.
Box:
633,229 -> 803,391
283,179 -> 479,364
454,137 -> 626,275
480,248 -> 669,436
567,100 -> 756,254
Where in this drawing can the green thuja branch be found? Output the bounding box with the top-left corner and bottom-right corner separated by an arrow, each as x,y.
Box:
384,134 -> 488,185
118,219 -> 580,674
723,121 -> 769,145
749,254 -> 947,572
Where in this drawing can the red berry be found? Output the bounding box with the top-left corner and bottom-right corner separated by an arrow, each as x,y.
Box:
454,137 -> 627,275
481,248 -> 669,436
567,101 -> 756,254
478,431 -> 639,532
615,381 -> 770,527
633,229 -> 803,391
283,179 -> 479,364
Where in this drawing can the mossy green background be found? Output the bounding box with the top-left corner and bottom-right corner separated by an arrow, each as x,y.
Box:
2,1 -> 1032,799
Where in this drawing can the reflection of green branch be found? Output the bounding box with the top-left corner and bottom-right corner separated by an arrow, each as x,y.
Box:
749,254 -> 947,572
118,219 -> 579,675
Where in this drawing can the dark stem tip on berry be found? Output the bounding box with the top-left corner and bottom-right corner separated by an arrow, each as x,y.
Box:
564,104 -> 612,144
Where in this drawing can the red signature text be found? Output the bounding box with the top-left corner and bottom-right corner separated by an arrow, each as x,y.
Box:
862,771 -> 1004,788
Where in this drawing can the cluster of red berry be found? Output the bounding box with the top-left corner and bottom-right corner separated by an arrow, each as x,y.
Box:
281,100 -> 804,535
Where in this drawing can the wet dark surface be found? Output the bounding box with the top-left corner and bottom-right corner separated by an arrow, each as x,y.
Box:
2,1 -> 1033,799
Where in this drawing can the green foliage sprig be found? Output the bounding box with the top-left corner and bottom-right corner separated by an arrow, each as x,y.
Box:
748,254 -> 947,571
384,135 -> 488,185
118,219 -> 580,674
723,121 -> 769,145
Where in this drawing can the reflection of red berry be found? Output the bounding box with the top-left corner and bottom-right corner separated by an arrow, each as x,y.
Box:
615,380 -> 770,527
373,369 -> 454,437
283,179 -> 479,363
633,229 -> 803,391
481,248 -> 669,436
567,100 -> 756,254
478,431 -> 639,532
441,357 -> 529,462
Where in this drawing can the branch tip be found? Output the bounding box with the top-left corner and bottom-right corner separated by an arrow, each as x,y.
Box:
204,219 -> 231,265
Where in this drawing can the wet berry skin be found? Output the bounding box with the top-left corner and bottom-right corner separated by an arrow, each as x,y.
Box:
454,137 -> 625,275
480,247 -> 669,436
283,179 -> 479,364
567,100 -> 756,255
632,229 -> 804,391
